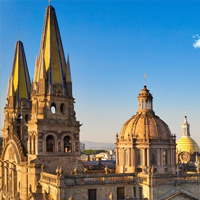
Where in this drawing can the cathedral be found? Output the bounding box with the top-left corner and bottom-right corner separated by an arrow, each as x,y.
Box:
1,2 -> 200,200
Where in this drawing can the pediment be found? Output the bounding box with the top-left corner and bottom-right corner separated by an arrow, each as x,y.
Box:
166,192 -> 198,200
158,188 -> 199,200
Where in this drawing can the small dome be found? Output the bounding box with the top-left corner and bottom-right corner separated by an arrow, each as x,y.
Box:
138,85 -> 153,99
177,136 -> 199,154
120,112 -> 171,140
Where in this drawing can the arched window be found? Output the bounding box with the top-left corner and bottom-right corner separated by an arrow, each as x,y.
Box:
64,136 -> 72,153
46,135 -> 55,152
25,114 -> 29,123
146,100 -> 148,109
51,103 -> 56,114
163,150 -> 168,165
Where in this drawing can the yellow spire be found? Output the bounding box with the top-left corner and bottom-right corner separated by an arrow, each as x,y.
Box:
7,41 -> 31,108
34,4 -> 67,96
40,53 -> 47,79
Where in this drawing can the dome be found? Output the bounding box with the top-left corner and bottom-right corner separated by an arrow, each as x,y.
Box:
119,85 -> 172,140
177,136 -> 199,154
120,111 -> 172,140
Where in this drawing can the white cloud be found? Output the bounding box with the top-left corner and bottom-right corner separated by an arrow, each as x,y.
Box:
193,39 -> 200,48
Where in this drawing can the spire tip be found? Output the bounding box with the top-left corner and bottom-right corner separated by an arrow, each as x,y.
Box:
143,72 -> 147,86
18,28 -> 20,41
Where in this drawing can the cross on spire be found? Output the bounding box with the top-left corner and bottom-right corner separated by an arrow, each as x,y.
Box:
18,28 -> 20,41
143,72 -> 147,86
49,0 -> 51,5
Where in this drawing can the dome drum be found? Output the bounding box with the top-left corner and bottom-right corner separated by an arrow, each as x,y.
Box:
116,85 -> 176,175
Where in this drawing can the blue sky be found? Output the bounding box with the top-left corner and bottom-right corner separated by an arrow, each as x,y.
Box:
1,1 -> 200,144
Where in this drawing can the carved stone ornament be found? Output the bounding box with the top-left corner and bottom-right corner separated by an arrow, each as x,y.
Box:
8,146 -> 14,160
109,192 -> 113,200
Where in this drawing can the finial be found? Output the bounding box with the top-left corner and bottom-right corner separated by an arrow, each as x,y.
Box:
143,72 -> 147,86
49,0 -> 51,5
185,111 -> 187,116
18,28 -> 20,41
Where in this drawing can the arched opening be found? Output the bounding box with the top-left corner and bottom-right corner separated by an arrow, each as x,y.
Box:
64,136 -> 72,153
46,135 -> 55,152
146,100 -> 148,109
60,103 -> 66,114
163,150 -> 168,165
51,103 -> 56,114
25,114 -> 29,123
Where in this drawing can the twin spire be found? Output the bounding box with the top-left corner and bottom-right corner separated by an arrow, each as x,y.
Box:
7,3 -> 72,106
33,4 -> 72,96
6,41 -> 31,108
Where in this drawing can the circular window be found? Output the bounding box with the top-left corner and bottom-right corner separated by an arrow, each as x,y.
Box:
60,103 -> 66,114
51,103 -> 56,114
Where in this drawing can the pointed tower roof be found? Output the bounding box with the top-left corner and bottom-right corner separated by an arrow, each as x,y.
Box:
34,4 -> 67,95
7,40 -> 31,108
66,54 -> 72,83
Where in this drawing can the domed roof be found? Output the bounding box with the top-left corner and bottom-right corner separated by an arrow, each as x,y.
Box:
119,85 -> 172,140
120,111 -> 172,140
176,115 -> 199,154
177,136 -> 199,154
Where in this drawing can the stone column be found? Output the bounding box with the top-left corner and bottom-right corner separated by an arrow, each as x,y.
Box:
157,149 -> 160,166
32,136 -> 34,154
0,161 -> 3,189
35,134 -> 38,155
11,164 -> 15,197
4,163 -> 7,193
170,149 -> 173,166
44,140 -> 46,153
167,149 -> 170,166
160,149 -> 163,166
116,148 -> 118,165
131,148 -> 134,166
129,148 -> 131,166
147,148 -> 150,166
143,149 -> 146,166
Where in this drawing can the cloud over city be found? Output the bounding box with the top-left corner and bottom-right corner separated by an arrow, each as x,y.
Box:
193,34 -> 200,48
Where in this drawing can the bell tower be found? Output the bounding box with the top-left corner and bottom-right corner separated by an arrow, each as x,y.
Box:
28,4 -> 82,174
3,40 -> 31,151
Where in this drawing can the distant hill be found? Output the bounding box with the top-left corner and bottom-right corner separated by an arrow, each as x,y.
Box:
81,141 -> 115,150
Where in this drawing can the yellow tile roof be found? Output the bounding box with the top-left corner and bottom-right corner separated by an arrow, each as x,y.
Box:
176,136 -> 199,154
33,5 -> 71,96
7,41 -> 31,108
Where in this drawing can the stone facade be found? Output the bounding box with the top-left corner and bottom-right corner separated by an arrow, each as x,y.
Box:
1,2 -> 200,200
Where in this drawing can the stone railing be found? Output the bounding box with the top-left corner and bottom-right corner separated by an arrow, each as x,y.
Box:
40,172 -> 58,186
64,173 -> 135,186
154,173 -> 199,184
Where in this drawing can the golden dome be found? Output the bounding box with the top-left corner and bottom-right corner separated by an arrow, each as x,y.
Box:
120,111 -> 171,140
176,136 -> 199,154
